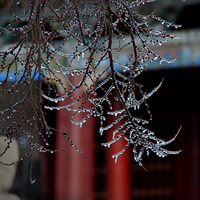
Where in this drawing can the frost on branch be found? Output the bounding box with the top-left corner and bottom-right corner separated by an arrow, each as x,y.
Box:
0,0 -> 181,168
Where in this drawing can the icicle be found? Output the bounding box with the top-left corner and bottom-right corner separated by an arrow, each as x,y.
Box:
102,143 -> 111,148
99,127 -> 103,135
31,179 -> 36,184
9,76 -> 14,79
112,155 -> 118,164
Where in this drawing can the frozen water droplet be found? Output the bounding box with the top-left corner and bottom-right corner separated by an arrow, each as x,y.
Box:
82,52 -> 84,57
31,179 -> 36,184
102,143 -> 107,147
112,155 -> 118,164
99,127 -> 103,135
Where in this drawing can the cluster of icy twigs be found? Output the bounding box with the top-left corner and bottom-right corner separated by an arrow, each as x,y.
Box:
0,0 -> 181,174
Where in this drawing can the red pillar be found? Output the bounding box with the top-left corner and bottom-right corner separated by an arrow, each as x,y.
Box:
175,108 -> 200,200
106,99 -> 131,200
54,75 -> 95,200
175,70 -> 200,200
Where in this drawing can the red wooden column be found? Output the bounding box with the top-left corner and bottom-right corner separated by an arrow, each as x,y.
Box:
54,75 -> 95,200
174,70 -> 200,200
175,107 -> 200,200
106,98 -> 131,200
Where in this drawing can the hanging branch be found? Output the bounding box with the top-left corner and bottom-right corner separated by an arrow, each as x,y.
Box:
0,0 -> 181,170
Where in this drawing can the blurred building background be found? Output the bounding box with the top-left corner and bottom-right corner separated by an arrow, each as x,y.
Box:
0,0 -> 200,200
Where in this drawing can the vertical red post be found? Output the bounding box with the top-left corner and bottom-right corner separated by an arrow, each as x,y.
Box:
54,75 -> 95,200
175,70 -> 200,200
106,99 -> 131,200
175,108 -> 200,200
